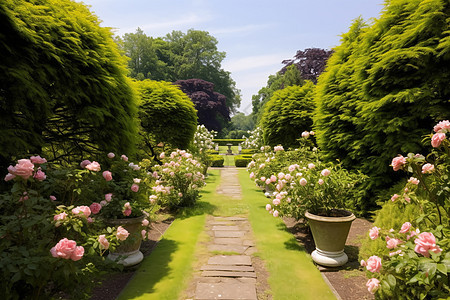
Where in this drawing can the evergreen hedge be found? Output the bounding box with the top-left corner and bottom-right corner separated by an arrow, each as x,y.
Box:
213,139 -> 245,146
209,155 -> 224,167
234,155 -> 253,167
314,0 -> 450,209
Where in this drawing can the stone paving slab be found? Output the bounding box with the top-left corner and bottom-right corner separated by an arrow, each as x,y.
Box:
208,244 -> 248,254
222,217 -> 248,221
195,282 -> 257,300
212,225 -> 240,231
214,238 -> 244,245
208,255 -> 252,266
201,265 -> 255,272
214,231 -> 245,238
201,271 -> 257,278
209,221 -> 233,225
242,240 -> 255,247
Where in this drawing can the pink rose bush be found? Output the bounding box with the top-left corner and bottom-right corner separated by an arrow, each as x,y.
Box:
50,238 -> 84,261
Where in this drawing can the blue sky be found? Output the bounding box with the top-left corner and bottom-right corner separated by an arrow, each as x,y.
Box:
81,0 -> 385,114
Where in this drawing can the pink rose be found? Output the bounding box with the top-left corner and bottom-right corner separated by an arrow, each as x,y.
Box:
131,183 -> 139,192
389,250 -> 403,256
366,255 -> 382,273
270,175 -> 277,182
407,229 -> 420,240
391,155 -> 406,171
369,226 -> 380,240
260,177 -> 266,182
33,168 -> 46,181
72,206 -> 91,218
408,177 -> 419,185
121,154 -> 128,161
391,194 -> 399,202
309,131 -> 315,135
360,260 -> 367,267
102,171 -> 112,181
100,200 -> 107,206
107,152 -> 115,158
300,178 -> 307,186
272,199 -> 281,206
308,163 -> 315,169
414,232 -> 442,257
265,178 -> 271,185
249,172 -> 255,179
116,226 -> 129,241
318,179 -> 324,185
70,246 -> 84,261
4,173 -> 15,181
50,238 -> 77,259
142,219 -> 149,227
8,159 -> 34,179
123,208 -> 131,216
301,131 -> 310,138
321,169 -> 331,176
105,193 -> 112,202
399,222 -> 411,234
433,120 -> 450,133
85,161 -> 101,172
272,210 -> 279,217
30,155 -> 47,164
266,204 -> 272,211
98,235 -> 109,250
160,152 -> 165,159
386,238 -> 402,249
87,217 -> 94,223
431,132 -> 446,148
54,212 -> 68,221
366,278 -> 380,295
285,174 -> 292,180
89,202 -> 102,214
50,195 -> 57,201
80,160 -> 91,168
288,164 -> 298,172
422,163 -> 434,174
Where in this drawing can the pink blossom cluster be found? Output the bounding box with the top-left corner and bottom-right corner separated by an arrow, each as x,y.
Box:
116,226 -> 129,241
50,238 -> 84,261
274,145 -> 284,152
301,130 -> 315,138
123,202 -> 132,216
5,156 -> 48,182
431,120 -> 449,148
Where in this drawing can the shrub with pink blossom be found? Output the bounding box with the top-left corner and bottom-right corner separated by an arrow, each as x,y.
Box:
151,149 -> 206,210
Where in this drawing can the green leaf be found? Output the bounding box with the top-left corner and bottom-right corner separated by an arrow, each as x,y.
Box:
386,274 -> 396,288
436,263 -> 447,274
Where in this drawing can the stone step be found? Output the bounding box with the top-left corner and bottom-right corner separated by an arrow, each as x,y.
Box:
214,238 -> 244,245
214,231 -> 245,238
212,225 -> 240,231
201,270 -> 257,278
208,244 -> 248,254
208,255 -> 252,266
195,282 -> 257,300
201,265 -> 254,272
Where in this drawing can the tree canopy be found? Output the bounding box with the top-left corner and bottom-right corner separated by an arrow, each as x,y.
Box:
118,29 -> 241,113
0,0 -> 137,172
314,0 -> 450,208
261,82 -> 316,148
137,80 -> 197,151
175,79 -> 229,132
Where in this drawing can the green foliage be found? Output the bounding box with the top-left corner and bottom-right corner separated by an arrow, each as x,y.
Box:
212,139 -> 245,146
252,64 -> 304,123
261,82 -> 316,148
241,149 -> 258,155
136,80 -> 198,150
314,0 -> 450,209
209,155 -> 224,167
0,0 -> 138,172
234,155 -> 253,167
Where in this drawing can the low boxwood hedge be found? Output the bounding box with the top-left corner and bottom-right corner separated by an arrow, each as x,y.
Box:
234,155 -> 253,167
213,139 -> 245,146
240,149 -> 258,155
209,155 -> 224,167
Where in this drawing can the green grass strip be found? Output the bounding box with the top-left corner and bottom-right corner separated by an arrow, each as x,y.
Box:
117,170 -> 221,300
238,169 -> 336,300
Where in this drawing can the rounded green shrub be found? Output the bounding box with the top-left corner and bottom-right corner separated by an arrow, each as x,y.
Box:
261,82 -> 315,148
235,155 -> 253,167
209,155 -> 224,167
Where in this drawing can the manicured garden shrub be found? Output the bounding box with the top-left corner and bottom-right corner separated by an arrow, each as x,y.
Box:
137,80 -> 198,154
213,139 -> 245,146
261,82 -> 315,148
0,0 -> 138,175
209,155 -> 224,167
241,149 -> 258,155
235,155 -> 254,167
189,125 -> 217,174
314,0 -> 450,210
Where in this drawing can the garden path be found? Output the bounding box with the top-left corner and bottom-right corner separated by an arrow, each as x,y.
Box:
190,168 -> 261,300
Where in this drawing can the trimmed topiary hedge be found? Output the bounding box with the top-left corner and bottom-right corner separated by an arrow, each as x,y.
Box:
209,155 -> 224,167
213,139 -> 245,146
240,149 -> 258,155
234,155 -> 253,167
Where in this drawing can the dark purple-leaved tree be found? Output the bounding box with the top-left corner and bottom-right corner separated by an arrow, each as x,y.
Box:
281,48 -> 333,83
175,79 -> 230,132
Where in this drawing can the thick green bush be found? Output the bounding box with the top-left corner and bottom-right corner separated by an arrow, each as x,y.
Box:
235,155 -> 253,167
209,155 -> 224,167
213,139 -> 245,146
314,0 -> 450,210
261,82 -> 315,148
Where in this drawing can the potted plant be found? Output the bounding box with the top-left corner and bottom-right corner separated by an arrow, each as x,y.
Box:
263,140 -> 366,267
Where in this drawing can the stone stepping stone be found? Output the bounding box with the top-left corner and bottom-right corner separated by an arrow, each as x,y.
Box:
223,217 -> 248,221
209,221 -> 233,225
214,231 -> 245,238
212,225 -> 240,231
201,271 -> 257,278
208,255 -> 252,266
201,265 -> 254,272
208,244 -> 248,254
195,282 -> 257,300
242,240 -> 255,247
214,238 -> 243,245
